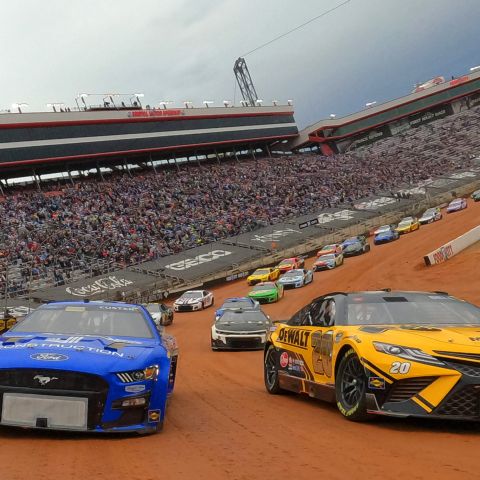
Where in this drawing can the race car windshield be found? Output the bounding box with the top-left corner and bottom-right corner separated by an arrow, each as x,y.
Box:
376,226 -> 391,232
423,209 -> 435,215
450,200 -> 462,205
318,254 -> 335,261
322,245 -> 336,250
222,300 -> 254,309
180,292 -> 202,299
345,296 -> 480,326
398,220 -> 412,227
253,269 -> 269,275
252,284 -> 274,291
284,270 -> 302,277
11,305 -> 154,338
146,304 -> 161,314
217,311 -> 269,323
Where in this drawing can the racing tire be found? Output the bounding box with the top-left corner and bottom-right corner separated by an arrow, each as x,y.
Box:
335,349 -> 369,422
264,345 -> 283,395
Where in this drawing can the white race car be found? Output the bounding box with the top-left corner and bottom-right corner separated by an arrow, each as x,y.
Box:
174,290 -> 214,312
419,207 -> 442,224
278,269 -> 314,288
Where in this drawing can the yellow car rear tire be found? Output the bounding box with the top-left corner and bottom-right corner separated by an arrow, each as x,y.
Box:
264,345 -> 284,395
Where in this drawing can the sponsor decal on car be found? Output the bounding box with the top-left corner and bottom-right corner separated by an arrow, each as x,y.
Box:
125,385 -> 146,393
148,409 -> 161,422
368,377 -> 386,390
30,353 -> 69,361
279,352 -> 289,368
1,343 -> 125,357
277,328 -> 311,349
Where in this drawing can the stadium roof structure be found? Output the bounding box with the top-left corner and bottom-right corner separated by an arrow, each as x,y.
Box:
0,104 -> 297,179
289,69 -> 480,154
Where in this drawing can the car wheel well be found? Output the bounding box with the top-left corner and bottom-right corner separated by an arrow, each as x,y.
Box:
335,345 -> 355,378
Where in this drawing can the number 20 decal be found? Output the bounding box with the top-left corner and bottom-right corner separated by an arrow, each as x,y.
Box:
390,362 -> 411,374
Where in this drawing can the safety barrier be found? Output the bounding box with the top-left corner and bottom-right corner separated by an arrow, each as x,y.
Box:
424,224 -> 480,266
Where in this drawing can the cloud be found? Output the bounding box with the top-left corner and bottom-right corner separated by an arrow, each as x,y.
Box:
0,0 -> 478,127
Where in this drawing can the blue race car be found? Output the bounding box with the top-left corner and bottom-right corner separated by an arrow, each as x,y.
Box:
340,236 -> 370,257
215,297 -> 260,320
0,301 -> 178,434
373,227 -> 400,245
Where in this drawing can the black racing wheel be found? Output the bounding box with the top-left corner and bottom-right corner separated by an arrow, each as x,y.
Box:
335,348 -> 368,421
264,345 -> 283,394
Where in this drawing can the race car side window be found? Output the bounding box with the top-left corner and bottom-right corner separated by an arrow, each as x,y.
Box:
288,305 -> 309,326
311,299 -> 336,327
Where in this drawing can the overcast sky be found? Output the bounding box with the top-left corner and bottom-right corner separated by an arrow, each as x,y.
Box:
1,0 -> 479,127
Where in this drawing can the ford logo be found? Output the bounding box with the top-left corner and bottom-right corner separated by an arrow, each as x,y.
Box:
30,353 -> 69,361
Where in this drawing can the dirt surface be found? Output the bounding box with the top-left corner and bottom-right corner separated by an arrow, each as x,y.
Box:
1,201 -> 480,480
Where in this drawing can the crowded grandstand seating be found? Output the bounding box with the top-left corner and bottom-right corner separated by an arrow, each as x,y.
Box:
1,105 -> 479,297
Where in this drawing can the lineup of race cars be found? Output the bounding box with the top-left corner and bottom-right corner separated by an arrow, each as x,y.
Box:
0,193 -> 479,433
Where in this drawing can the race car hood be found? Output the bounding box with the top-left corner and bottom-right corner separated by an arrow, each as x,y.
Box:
447,203 -> 462,210
247,273 -> 269,281
249,289 -> 276,298
0,333 -> 158,373
375,231 -> 394,239
343,243 -> 361,252
174,297 -> 202,305
279,275 -> 302,283
358,325 -> 480,350
315,260 -> 333,266
215,320 -> 269,332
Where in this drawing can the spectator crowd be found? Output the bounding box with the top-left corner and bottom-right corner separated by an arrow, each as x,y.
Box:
1,104 -> 479,294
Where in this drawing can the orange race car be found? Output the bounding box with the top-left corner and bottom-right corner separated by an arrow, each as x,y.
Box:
277,257 -> 305,274
317,244 -> 342,257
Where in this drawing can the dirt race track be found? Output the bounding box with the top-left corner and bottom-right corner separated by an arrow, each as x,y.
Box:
1,201 -> 480,480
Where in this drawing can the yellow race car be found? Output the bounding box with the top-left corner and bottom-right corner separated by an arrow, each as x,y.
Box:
265,290 -> 480,422
395,216 -> 420,234
247,267 -> 280,286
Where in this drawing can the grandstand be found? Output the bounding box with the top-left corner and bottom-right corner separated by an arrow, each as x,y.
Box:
1,71 -> 480,304
289,69 -> 480,154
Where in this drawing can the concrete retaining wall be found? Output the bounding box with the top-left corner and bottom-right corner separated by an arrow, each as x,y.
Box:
424,224 -> 480,266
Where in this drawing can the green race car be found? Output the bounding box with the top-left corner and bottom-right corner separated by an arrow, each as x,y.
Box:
247,282 -> 284,304
471,189 -> 480,202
